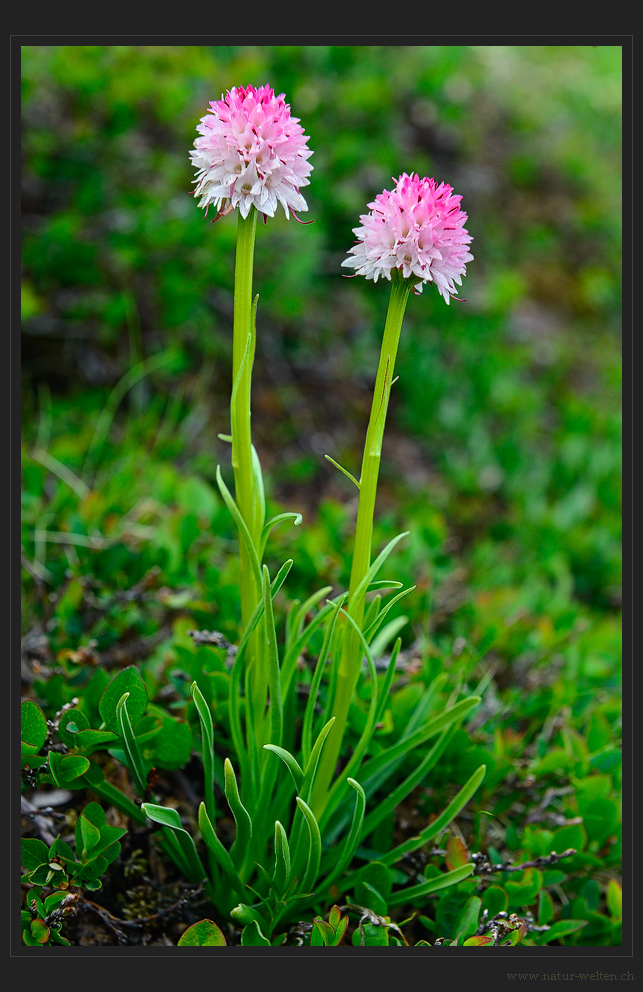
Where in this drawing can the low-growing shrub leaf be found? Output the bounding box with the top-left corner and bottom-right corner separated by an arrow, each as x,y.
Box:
21,700 -> 48,752
21,838 -> 49,871
535,920 -> 589,944
99,666 -> 148,730
178,920 -> 226,946
49,751 -> 90,787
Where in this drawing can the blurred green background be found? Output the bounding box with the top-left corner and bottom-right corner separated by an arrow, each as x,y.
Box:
21,42 -> 621,698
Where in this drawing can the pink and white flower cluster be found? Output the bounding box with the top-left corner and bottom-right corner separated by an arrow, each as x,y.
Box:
190,85 -> 313,221
342,173 -> 473,303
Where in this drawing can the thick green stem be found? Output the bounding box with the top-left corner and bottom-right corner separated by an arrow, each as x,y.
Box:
311,273 -> 411,815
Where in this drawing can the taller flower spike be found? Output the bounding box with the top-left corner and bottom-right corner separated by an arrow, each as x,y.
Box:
190,84 -> 313,221
342,173 -> 473,303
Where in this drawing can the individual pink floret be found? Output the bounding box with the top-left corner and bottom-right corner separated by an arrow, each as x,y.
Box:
342,173 -> 473,303
190,84 -> 313,221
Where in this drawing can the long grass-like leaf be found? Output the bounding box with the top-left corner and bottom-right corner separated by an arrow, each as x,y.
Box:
115,693 -> 148,796
190,681 -> 215,825
250,442 -> 266,536
319,610 -> 380,826
364,672 -> 448,798
197,803 -> 247,898
358,723 -> 459,844
358,696 -> 481,795
216,465 -> 262,592
324,454 -> 361,490
301,595 -> 347,767
363,586 -> 415,643
290,586 -> 334,645
349,531 -> 410,609
295,798 -> 322,896
387,863 -> 475,906
300,718 -> 335,805
224,758 -> 253,871
280,600 -> 337,699
313,778 -> 366,898
263,745 -> 304,792
378,764 -> 487,867
142,803 -> 207,884
228,559 -> 293,786
372,637 -> 403,730
263,564 -> 283,747
260,511 -> 303,559
273,821 -> 291,895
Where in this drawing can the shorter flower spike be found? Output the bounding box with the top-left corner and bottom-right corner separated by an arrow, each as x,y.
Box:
342,173 -> 473,304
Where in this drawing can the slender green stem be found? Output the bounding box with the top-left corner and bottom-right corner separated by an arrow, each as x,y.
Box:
311,272 -> 411,814
231,207 -> 261,632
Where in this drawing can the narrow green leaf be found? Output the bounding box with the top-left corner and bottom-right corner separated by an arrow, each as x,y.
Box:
260,511 -> 303,558
379,764 -> 486,867
358,697 -> 481,794
300,718 -> 335,804
215,465 -> 262,592
116,692 -> 149,796
263,745 -> 304,791
313,778 -> 366,898
363,587 -> 415,644
251,442 -> 266,534
359,723 -> 459,844
190,681 -> 215,825
301,595 -> 347,767
81,760 -> 146,824
223,758 -> 253,869
142,803 -> 207,885
324,454 -> 361,490
262,564 -> 283,746
536,920 -> 589,945
351,532 -> 410,607
295,798 -> 322,896
273,821 -> 291,895
388,863 -> 475,906
196,803 -> 246,898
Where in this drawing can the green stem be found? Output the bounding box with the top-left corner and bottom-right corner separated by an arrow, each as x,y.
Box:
311,272 -> 411,815
232,207 -> 261,628
230,207 -> 269,759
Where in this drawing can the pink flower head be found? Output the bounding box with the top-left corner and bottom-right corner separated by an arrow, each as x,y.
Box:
190,84 -> 313,221
342,173 -> 473,303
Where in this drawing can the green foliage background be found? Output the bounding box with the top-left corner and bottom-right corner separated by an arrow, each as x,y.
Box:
21,45 -> 622,945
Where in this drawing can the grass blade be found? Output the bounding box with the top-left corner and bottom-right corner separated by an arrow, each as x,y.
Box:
387,863 -> 475,906
262,745 -> 304,792
313,778 -> 366,898
295,798 -> 322,896
115,693 -> 148,796
216,466 -> 262,592
301,595 -> 347,767
378,764 -> 487,867
197,803 -> 247,898
273,821 -> 291,896
224,758 -> 253,871
190,681 -> 215,825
